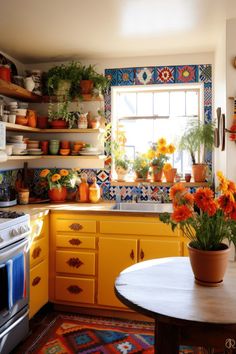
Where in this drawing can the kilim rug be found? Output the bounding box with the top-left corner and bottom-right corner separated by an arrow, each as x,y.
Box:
17,313 -> 225,354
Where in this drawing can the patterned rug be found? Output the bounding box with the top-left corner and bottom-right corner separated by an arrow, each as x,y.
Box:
19,314 -> 222,354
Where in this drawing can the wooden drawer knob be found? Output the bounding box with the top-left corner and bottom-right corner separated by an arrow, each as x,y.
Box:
67,285 -> 82,294
69,223 -> 83,231
32,246 -> 42,259
67,257 -> 83,268
32,276 -> 41,286
130,249 -> 135,260
69,238 -> 82,246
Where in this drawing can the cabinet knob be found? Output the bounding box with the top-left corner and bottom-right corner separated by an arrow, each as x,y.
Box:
67,285 -> 83,294
140,249 -> 145,260
32,276 -> 41,287
130,249 -> 135,260
67,257 -> 83,268
32,246 -> 42,259
69,223 -> 83,231
69,238 -> 82,246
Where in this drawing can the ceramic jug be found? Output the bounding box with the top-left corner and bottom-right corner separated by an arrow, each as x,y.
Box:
24,76 -> 35,92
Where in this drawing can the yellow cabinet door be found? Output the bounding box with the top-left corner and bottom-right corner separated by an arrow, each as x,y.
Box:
29,258 -> 48,319
98,237 -> 138,308
139,239 -> 182,261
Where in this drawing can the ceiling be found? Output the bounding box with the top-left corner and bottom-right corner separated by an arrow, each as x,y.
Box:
0,0 -> 235,64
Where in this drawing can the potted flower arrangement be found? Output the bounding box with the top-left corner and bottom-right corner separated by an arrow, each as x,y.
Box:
48,101 -> 78,129
163,162 -> 177,183
160,171 -> 236,286
133,153 -> 150,181
147,138 -> 175,182
179,121 -> 214,182
39,168 -> 77,202
110,125 -> 130,181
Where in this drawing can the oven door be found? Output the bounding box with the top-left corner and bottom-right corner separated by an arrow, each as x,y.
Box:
0,237 -> 29,328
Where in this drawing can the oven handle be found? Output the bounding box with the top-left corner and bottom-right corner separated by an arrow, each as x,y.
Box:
0,238 -> 29,259
0,309 -> 29,339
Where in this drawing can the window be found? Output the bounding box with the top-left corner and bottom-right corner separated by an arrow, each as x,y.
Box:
112,84 -> 203,177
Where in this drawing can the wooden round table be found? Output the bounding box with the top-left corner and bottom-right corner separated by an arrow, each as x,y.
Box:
114,257 -> 236,354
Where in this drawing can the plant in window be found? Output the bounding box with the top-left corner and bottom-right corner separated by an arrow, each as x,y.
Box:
179,120 -> 214,182
133,153 -> 150,181
110,125 -> 130,181
147,138 -> 175,182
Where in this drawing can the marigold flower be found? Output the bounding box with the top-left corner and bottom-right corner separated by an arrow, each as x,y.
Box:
229,203 -> 236,220
218,193 -> 234,215
194,188 -> 214,211
163,163 -> 172,171
40,169 -> 50,178
172,205 -> 193,222
51,174 -> 61,182
147,149 -> 156,160
183,192 -> 194,206
228,181 -> 236,195
167,144 -> 175,154
59,169 -> 69,177
157,137 -> 166,146
205,200 -> 218,216
169,182 -> 186,200
158,145 -> 168,155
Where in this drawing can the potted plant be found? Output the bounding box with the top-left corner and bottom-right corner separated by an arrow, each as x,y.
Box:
39,168 -> 77,202
179,121 -> 214,182
160,171 -> 236,286
147,138 -> 175,182
110,127 -> 130,181
46,61 -> 81,100
133,154 -> 150,181
48,101 -> 77,129
79,64 -> 109,95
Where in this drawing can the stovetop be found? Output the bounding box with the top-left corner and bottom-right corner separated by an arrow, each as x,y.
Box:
0,211 -> 25,219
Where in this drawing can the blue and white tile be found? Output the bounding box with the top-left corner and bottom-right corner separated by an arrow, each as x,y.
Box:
105,69 -> 118,86
117,68 -> 135,86
135,67 -> 154,85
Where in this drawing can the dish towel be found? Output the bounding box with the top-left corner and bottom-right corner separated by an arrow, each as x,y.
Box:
0,263 -> 8,311
7,252 -> 24,310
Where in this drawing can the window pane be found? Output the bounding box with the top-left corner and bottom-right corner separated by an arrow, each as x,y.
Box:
137,92 -> 153,116
154,92 -> 169,116
186,91 -> 198,116
170,91 -> 185,116
118,93 -> 136,118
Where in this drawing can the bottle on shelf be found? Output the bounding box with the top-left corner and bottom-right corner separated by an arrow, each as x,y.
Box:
78,174 -> 89,202
89,177 -> 101,203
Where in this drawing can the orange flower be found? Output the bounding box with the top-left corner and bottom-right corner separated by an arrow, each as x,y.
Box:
167,144 -> 175,154
40,169 -> 50,178
163,163 -> 172,171
183,192 -> 194,206
172,205 -> 193,222
158,145 -> 168,155
194,188 -> 214,211
51,174 -> 61,182
217,171 -> 230,193
157,137 -> 166,146
59,169 -> 69,177
228,181 -> 236,195
205,200 -> 218,216
218,193 -> 234,215
169,182 -> 186,200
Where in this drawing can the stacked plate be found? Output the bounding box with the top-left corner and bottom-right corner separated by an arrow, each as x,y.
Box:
79,147 -> 101,156
28,148 -> 43,155
7,136 -> 27,155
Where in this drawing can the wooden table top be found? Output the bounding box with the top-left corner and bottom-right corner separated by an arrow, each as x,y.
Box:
115,257 -> 236,326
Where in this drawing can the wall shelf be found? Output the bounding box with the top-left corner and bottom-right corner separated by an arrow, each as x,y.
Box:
0,79 -> 41,102
5,122 -> 104,133
7,155 -> 42,160
6,155 -> 106,161
41,94 -> 104,102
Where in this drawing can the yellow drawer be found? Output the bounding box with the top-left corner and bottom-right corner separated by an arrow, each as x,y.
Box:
56,250 -> 96,275
100,220 -> 179,237
56,218 -> 96,233
56,234 -> 96,249
55,276 -> 95,304
29,259 -> 48,318
31,216 -> 48,240
30,236 -> 48,268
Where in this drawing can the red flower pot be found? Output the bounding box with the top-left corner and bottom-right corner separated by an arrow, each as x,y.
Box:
49,120 -> 68,129
48,187 -> 67,202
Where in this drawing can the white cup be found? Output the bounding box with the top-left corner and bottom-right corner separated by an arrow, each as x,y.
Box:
5,145 -> 13,156
9,114 -> 16,124
2,114 -> 8,122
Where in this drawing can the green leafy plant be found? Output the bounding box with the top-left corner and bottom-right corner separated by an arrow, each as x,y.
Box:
133,154 -> 150,179
159,172 -> 236,251
179,120 -> 214,164
48,101 -> 78,128
39,168 -> 78,190
79,64 -> 110,95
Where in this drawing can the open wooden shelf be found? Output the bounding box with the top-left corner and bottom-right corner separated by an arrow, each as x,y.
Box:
0,79 -> 41,102
5,122 -> 104,133
7,155 -> 42,160
42,94 -> 104,103
41,155 -> 106,159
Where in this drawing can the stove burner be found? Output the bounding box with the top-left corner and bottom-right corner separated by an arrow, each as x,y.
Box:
0,211 -> 25,219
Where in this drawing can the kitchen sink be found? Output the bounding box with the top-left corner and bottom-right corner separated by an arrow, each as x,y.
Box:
111,202 -> 173,213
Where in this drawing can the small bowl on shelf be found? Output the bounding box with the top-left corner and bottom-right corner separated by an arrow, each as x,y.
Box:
59,149 -> 70,156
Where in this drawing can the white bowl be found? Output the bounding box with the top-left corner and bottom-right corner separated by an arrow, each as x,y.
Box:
12,148 -> 26,155
12,143 -> 27,149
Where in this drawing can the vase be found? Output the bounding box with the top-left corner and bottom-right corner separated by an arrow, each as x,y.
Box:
49,120 -> 68,129
187,242 -> 230,287
152,166 -> 163,182
48,187 -> 67,203
164,168 -> 177,183
115,166 -> 128,181
192,164 -> 207,182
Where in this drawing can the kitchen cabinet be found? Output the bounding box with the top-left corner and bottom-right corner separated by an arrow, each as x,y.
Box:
29,214 -> 49,318
49,211 -> 184,311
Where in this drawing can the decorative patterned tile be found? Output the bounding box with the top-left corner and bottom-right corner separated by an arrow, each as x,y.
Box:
135,67 -> 154,85
117,68 -> 135,86
176,65 -> 197,83
96,170 -> 109,183
204,106 -> 212,123
204,82 -> 212,107
100,183 -> 110,200
105,69 -> 118,86
198,64 -> 212,83
155,66 -> 175,84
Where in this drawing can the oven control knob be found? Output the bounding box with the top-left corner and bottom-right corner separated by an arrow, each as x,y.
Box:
10,229 -> 18,237
20,226 -> 26,234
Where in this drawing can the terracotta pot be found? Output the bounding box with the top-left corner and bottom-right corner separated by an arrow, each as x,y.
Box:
192,164 -> 207,182
187,242 -> 230,286
49,120 -> 68,129
80,80 -> 94,94
152,166 -> 163,182
135,171 -> 149,181
37,116 -> 48,129
185,173 -> 191,182
164,168 -> 177,183
48,187 -> 67,203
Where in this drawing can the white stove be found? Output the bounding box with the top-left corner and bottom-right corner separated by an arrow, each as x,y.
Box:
0,211 -> 30,249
